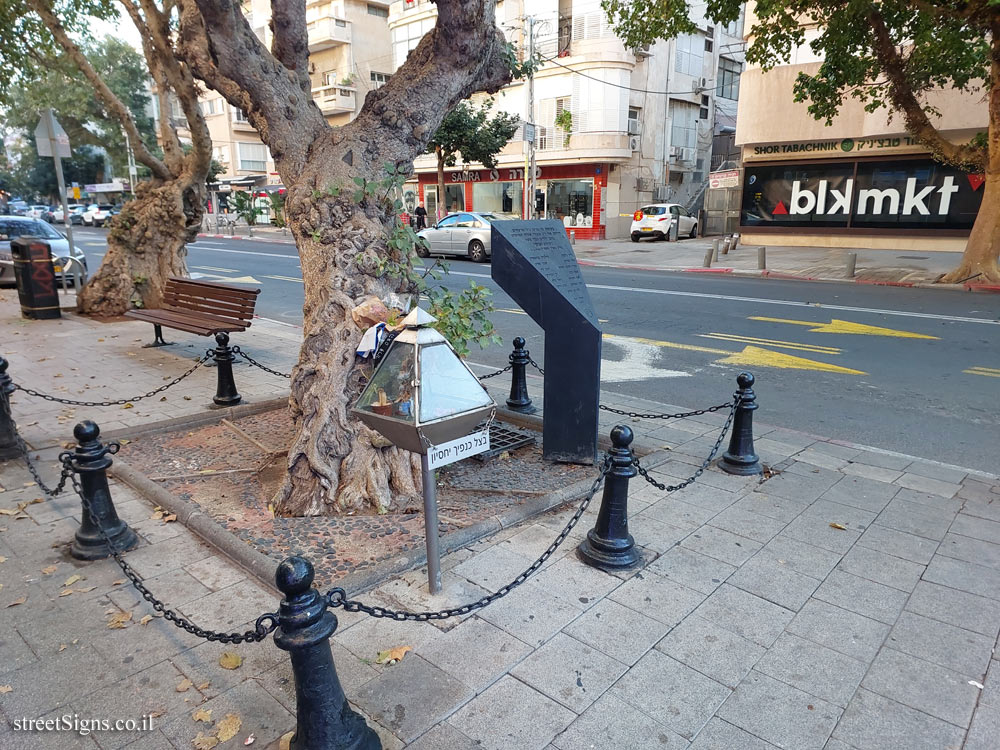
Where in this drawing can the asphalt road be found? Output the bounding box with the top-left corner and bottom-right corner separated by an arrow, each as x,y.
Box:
73,227 -> 1000,472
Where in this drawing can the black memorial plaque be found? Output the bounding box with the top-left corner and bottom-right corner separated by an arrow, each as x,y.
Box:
491,220 -> 601,464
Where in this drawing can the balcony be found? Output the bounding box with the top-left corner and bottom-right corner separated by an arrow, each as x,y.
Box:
307,15 -> 351,52
311,85 -> 357,116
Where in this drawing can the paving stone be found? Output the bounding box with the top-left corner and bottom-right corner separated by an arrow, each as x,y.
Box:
419,617 -> 531,692
655,614 -> 765,688
562,597 -> 671,666
756,632 -> 868,707
529,555 -> 621,608
902,461 -> 968,485
950,513 -> 1000,545
782,514 -> 861,554
836,545 -> 924,592
728,550 -> 822,611
760,534 -> 843,579
610,649 -> 730,740
167,623 -> 286,700
89,611 -> 204,676
962,497 -> 1000,524
667,483 -> 743,512
892,487 -> 964,514
706,504 -> 787,544
114,535 -> 214,580
646,547 -> 736,594
979,657 -> 1000,708
905,580 -> 1000,639
182,557 -> 246,592
176,579 -> 276,632
688,717 -> 780,750
406,723 -> 481,750
965,701 -> 1000,750
849,450 -> 914,471
893,473 -> 962,498
886,611 -> 994,678
813,570 -> 908,625
510,632 -> 627,712
923,555 -> 1000,600
693,584 -> 794,647
0,644 -> 126,716
855,524 -> 938,565
333,610 -> 442,664
832,688 -> 965,750
788,598 -> 891,663
754,437 -> 805,461
351,655 -> 473,743
629,517 -> 691,554
552,692 -> 689,750
689,467 -> 760,494
451,543 -> 537,591
819,475 -> 898,514
717,670 -> 841,750
938,533 -> 1000,571
758,467 -> 840,503
680,524 -> 762,566
0,703 -> 101,750
862,647 -> 980,727
806,442 -> 863,461
733,490 -> 810,523
761,429 -> 816,451
447,675 -> 575,750
0,630 -> 37,675
840,462 -> 903,484
796,449 -> 849,471
606,570 -> 706,626
640,495 -> 719,529
475,580 -> 585,647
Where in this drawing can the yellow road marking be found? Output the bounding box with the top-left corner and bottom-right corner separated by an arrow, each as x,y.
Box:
700,333 -> 841,355
964,367 -> 1000,378
749,316 -> 939,339
263,275 -> 303,283
192,265 -> 239,273
500,307 -> 609,323
603,334 -> 866,375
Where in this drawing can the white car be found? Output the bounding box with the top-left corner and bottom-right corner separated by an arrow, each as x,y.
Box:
52,204 -> 84,223
630,203 -> 698,242
27,205 -> 49,220
0,216 -> 89,286
82,204 -> 115,226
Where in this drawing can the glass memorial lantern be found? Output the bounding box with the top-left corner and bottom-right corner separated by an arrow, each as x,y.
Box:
352,307 -> 495,454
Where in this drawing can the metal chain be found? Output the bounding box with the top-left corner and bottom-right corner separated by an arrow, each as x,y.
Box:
528,358 -> 544,375
15,430 -> 72,497
324,458 -> 612,621
12,355 -> 210,407
56,450 -> 279,643
599,401 -> 733,421
232,347 -> 292,379
478,364 -> 512,381
634,398 -> 740,494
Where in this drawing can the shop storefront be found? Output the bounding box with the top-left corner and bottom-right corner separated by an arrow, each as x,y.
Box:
416,163 -> 610,240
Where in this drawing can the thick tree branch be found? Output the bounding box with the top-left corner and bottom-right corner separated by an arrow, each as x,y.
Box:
25,0 -> 171,180
867,7 -> 987,170
270,0 -> 310,93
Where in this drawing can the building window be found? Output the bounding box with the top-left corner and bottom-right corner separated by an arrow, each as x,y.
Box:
367,3 -> 388,17
675,33 -> 705,76
234,108 -> 249,123
238,142 -> 267,172
725,9 -> 745,37
472,182 -> 523,215
392,17 -> 435,69
704,35 -> 714,53
200,99 -> 216,116
545,179 -> 593,225
718,58 -> 742,100
370,71 -> 390,88
700,106 -> 709,120
670,101 -> 698,150
627,107 -> 641,135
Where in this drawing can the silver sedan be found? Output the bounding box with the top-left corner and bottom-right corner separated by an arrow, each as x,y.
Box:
0,216 -> 89,286
416,211 -> 517,263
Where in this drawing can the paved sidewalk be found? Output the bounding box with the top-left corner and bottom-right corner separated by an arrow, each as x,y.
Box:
1,297 -> 998,749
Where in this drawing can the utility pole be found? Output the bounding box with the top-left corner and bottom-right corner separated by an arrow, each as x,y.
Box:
35,109 -> 75,258
525,15 -> 536,219
124,130 -> 137,198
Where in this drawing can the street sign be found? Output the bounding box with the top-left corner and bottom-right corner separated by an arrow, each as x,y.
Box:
72,187 -> 80,199
427,429 -> 490,469
34,113 -> 71,158
523,122 -> 536,144
709,168 -> 740,189
84,182 -> 125,193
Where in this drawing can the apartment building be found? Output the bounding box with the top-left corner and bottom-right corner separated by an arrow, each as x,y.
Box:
735,5 -> 985,251
389,0 -> 745,239
192,0 -> 393,186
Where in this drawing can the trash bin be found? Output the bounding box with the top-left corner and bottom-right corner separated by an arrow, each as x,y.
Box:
11,237 -> 61,320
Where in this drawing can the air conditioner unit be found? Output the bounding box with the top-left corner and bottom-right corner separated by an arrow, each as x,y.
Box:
653,185 -> 670,201
669,145 -> 683,158
629,135 -> 641,151
681,147 -> 697,162
627,120 -> 641,135
637,177 -> 652,192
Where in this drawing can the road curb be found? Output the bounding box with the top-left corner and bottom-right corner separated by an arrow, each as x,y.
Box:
197,232 -> 296,245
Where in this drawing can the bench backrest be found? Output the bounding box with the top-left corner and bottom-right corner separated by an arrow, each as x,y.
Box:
163,277 -> 260,322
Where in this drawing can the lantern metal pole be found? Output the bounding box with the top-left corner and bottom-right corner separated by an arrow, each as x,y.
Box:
420,452 -> 443,594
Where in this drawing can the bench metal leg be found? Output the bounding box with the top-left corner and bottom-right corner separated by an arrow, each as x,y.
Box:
212,332 -> 242,406
142,324 -> 173,348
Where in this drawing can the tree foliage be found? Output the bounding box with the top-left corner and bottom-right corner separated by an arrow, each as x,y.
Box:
427,98 -> 521,170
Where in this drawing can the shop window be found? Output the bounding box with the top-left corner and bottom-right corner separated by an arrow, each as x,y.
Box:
473,182 -> 523,215
425,184 -> 465,220
545,179 -> 594,227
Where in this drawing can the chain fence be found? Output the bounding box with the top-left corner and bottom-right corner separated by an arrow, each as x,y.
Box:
477,364 -> 512,381
233,347 -> 292,379
599,402 -> 733,421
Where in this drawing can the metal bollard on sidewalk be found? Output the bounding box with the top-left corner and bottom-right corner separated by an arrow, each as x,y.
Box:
0,356 -> 18,460
273,556 -> 381,750
578,425 -> 639,569
69,420 -> 139,560
719,372 -> 763,476
211,332 -> 242,406
505,337 -> 535,413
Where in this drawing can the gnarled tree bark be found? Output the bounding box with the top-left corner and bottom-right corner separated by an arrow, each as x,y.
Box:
180,0 -> 512,515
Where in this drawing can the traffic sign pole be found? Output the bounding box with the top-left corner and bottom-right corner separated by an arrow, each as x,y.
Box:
37,108 -> 76,261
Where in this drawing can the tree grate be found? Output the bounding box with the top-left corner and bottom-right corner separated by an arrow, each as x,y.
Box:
474,421 -> 536,462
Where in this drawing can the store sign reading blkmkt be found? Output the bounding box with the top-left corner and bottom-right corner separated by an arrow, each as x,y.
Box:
741,158 -> 984,231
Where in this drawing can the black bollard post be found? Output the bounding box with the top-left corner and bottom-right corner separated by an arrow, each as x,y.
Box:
505,337 -> 535,413
578,425 -> 639,570
212,332 -> 242,406
0,356 -> 18,460
70,421 -> 139,560
273,557 -> 381,750
719,371 -> 763,476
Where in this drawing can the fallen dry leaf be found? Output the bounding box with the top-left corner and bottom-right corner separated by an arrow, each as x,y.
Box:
279,731 -> 294,750
215,714 -> 241,743
149,708 -> 166,719
192,732 -> 219,750
828,522 -> 847,531
59,589 -> 74,597
6,597 -> 26,608
176,678 -> 193,693
192,708 -> 212,723
22,482 -> 35,488
41,565 -> 58,575
63,574 -> 83,587
218,652 -> 243,670
75,586 -> 95,593
0,556 -> 6,563
196,681 -> 211,691
0,685 -> 12,694
151,510 -> 164,521
112,579 -> 126,586
107,610 -> 133,629
140,615 -> 153,626
243,735 -> 255,746
0,509 -> 18,516
58,644 -> 67,652
163,513 -> 177,523
122,403 -> 134,409
375,645 -> 413,665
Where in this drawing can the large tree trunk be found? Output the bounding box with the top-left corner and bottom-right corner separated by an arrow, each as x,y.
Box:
77,179 -> 206,315
940,170 -> 1000,284
274,179 -> 423,516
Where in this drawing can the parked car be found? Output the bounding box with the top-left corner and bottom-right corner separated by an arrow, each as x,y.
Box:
0,216 -> 88,286
52,204 -> 84,224
630,203 -> 698,242
41,206 -> 58,223
416,211 -> 516,262
27,205 -> 49,220
8,200 -> 28,216
82,204 -> 115,226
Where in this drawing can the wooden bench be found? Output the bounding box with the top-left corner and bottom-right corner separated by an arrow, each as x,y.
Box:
126,277 -> 261,346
